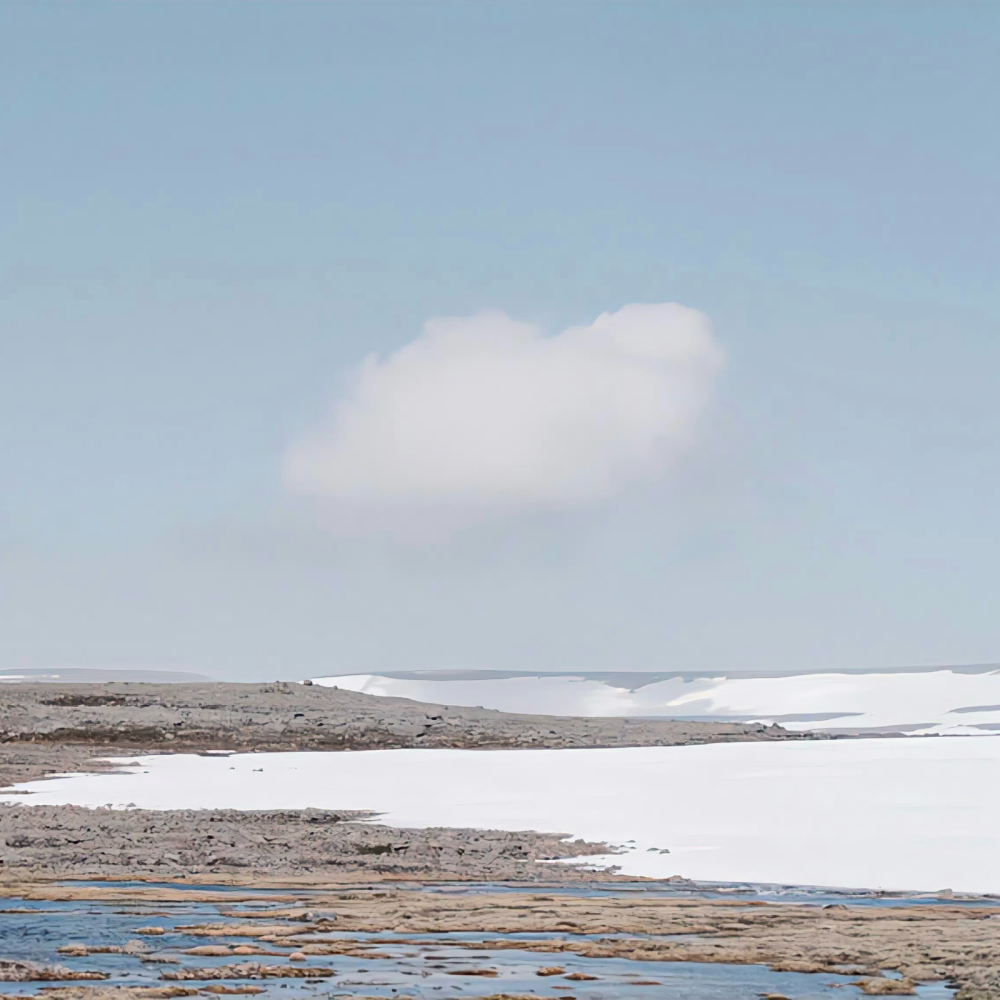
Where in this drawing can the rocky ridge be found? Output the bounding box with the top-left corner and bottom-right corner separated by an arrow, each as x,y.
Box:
0,680 -> 809,762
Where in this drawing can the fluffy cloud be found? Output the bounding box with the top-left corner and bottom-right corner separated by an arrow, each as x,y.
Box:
285,303 -> 724,530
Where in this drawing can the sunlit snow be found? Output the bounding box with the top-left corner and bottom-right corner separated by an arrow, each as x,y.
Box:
313,669 -> 1000,735
4,737 -> 998,894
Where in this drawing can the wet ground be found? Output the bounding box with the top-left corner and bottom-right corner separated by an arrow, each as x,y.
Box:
46,878 -> 1000,908
0,885 -> 960,1000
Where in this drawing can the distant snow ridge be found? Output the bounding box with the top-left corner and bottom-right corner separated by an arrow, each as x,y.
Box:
310,668 -> 1000,736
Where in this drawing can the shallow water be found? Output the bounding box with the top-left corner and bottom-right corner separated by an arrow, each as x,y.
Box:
0,893 -> 955,1000
51,878 -> 1000,908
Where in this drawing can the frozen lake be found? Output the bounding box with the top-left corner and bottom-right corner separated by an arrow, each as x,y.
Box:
4,736 -> 997,895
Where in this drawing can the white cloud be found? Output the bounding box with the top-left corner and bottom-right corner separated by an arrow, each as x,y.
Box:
285,303 -> 724,532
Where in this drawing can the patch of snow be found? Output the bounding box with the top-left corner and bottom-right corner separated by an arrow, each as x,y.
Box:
4,738 -> 998,895
312,669 -> 1000,734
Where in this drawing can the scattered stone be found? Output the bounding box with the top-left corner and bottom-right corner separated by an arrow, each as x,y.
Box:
853,979 -> 918,995
9,989 -> 198,1000
56,943 -> 150,959
175,924 -> 309,939
199,988 -> 265,995
0,960 -> 108,983
161,965 -> 333,982
477,996 -> 549,1000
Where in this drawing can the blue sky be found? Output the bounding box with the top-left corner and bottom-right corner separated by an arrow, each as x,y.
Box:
2,2 -> 999,679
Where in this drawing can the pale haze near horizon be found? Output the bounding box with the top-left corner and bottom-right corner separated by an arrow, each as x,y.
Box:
2,3 -> 1000,681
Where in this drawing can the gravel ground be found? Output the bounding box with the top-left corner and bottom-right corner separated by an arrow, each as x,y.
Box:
0,804 -> 613,884
0,681 -> 809,767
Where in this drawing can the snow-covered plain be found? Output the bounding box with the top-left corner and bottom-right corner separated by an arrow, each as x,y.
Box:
5,737 -> 998,894
313,668 -> 1000,735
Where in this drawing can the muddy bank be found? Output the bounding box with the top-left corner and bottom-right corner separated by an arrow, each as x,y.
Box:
0,805 -> 615,884
0,681 -> 809,769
